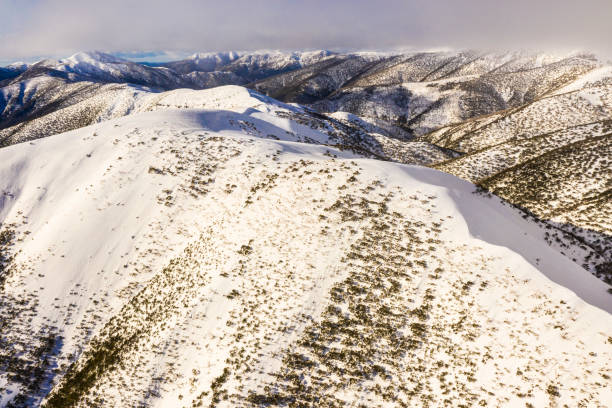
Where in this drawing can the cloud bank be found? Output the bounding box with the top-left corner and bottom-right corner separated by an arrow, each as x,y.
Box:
1,0 -> 611,62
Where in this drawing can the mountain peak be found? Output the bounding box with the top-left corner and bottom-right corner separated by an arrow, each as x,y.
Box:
63,51 -> 128,65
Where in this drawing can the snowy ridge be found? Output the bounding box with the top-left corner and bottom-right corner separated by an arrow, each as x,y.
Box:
422,71 -> 612,282
0,88 -> 610,406
1,50 -> 611,286
2,49 -> 606,145
43,51 -> 163,78
186,52 -> 241,71
0,84 -> 455,167
184,50 -> 333,70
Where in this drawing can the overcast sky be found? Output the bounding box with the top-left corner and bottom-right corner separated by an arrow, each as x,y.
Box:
1,0 -> 611,64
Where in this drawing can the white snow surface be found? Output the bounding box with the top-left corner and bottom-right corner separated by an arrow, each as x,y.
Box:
0,86 -> 610,407
553,65 -> 612,94
53,51 -> 137,76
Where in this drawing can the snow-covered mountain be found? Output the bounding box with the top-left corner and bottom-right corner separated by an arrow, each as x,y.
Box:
0,63 -> 28,82
162,50 -> 334,79
419,62 -> 612,282
1,49 -> 611,278
1,50 -> 602,142
162,51 -> 242,74
0,50 -> 336,144
247,50 -> 612,281
2,50 -> 605,144
0,85 -> 609,407
0,85 -> 452,165
0,50 -> 335,93
253,51 -> 600,135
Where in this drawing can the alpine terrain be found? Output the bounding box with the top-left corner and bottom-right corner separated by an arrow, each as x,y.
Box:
0,51 -> 610,408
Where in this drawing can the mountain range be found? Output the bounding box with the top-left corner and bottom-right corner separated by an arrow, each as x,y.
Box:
0,50 -> 610,407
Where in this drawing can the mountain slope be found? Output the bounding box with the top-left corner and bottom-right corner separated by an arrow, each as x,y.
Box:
0,85 -> 452,165
1,50 -> 605,145
0,64 -> 27,82
422,69 -> 612,282
253,51 -> 600,136
0,49 -> 610,281
0,51 -> 335,147
0,77 -> 149,146
160,50 -> 333,80
0,89 -> 609,407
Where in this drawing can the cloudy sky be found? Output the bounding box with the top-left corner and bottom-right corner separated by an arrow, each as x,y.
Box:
1,0 -> 611,64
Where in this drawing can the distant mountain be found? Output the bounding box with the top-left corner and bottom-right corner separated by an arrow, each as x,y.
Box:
0,86 -> 609,407
158,51 -> 242,74
0,63 -> 28,82
253,51 -> 600,136
162,50 -> 334,80
4,50 -> 599,143
0,51 -> 336,144
0,84 -> 452,166
0,50 -> 336,91
3,50 -> 601,142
